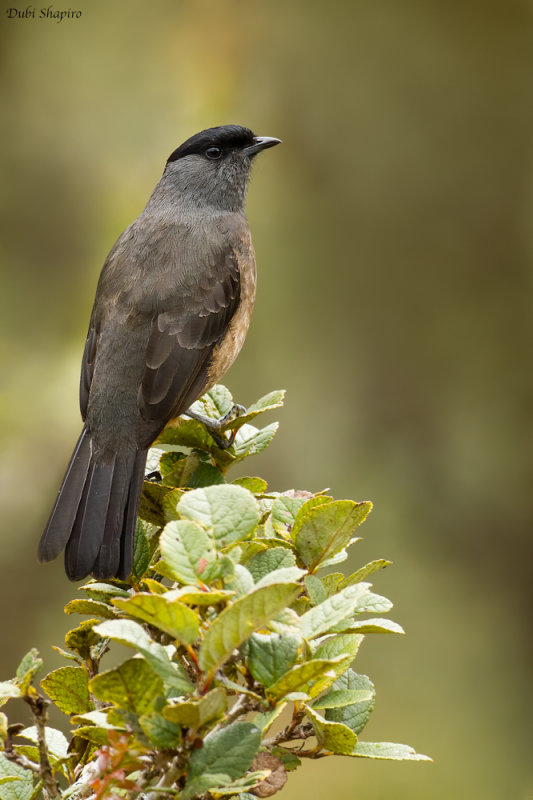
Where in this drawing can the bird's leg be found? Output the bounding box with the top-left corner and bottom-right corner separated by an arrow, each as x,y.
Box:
183,404 -> 246,450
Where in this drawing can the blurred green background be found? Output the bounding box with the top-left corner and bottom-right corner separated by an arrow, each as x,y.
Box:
1,0 -> 532,797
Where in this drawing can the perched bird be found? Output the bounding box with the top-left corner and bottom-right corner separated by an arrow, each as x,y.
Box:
38,125 -> 281,581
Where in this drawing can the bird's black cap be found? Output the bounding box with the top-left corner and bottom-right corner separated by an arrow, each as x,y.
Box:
167,125 -> 256,163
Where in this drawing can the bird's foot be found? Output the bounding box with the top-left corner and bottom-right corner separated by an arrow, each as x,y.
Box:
184,404 -> 246,450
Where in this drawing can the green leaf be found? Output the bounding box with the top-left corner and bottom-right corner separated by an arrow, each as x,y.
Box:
64,599 -> 116,619
225,564 -> 255,596
270,495 -> 308,534
266,658 -> 346,701
231,477 -> 268,495
247,547 -> 296,582
112,594 -> 199,644
89,658 -> 164,714
0,753 -> 33,800
185,722 -> 261,797
312,689 -> 373,709
222,390 -> 285,431
41,666 -> 90,714
19,726 -> 68,762
198,583 -> 300,673
300,583 -> 371,639
325,670 -> 375,734
178,485 -> 259,546
339,559 -> 392,588
15,650 -> 42,693
334,618 -> 405,635
189,384 -> 234,419
139,712 -> 182,749
247,633 -> 299,687
159,519 -> 216,586
93,620 -> 192,693
304,575 -> 327,606
294,500 -> 371,570
255,567 -> 306,588
313,633 -> 364,663
139,480 -> 173,526
231,422 -> 279,462
164,587 -> 235,606
79,582 -> 130,602
64,619 -> 101,660
0,682 -> 22,707
349,742 -> 432,761
304,705 -> 358,755
132,520 -> 151,580
162,687 -> 226,727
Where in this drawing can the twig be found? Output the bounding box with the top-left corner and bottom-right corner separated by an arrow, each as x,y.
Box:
25,693 -> 61,799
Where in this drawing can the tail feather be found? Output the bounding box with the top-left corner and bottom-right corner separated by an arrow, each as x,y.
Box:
92,456 -> 130,579
38,429 -> 92,563
65,454 -> 116,581
38,428 -> 148,581
117,449 -> 148,580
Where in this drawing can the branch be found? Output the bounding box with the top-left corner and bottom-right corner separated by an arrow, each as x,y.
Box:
25,693 -> 61,800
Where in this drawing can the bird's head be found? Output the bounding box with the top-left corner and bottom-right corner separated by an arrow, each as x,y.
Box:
162,125 -> 281,211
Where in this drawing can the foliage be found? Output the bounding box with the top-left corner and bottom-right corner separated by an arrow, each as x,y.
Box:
0,386 -> 430,799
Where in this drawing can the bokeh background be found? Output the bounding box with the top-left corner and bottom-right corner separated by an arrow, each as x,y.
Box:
1,0 -> 532,798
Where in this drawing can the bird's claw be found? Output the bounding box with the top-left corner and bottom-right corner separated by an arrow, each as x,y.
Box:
183,403 -> 247,450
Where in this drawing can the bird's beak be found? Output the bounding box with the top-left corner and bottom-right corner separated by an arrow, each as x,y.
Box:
243,136 -> 282,156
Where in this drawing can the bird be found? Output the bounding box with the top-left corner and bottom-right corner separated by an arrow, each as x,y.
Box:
38,124 -> 281,582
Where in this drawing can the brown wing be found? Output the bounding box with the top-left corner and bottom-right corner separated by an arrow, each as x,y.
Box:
137,248 -> 241,423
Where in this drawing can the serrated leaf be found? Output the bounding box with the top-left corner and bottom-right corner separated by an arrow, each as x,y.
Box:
266,658 -> 346,701
139,712 -> 182,748
294,500 -> 371,570
162,687 -> 226,727
247,547 -> 296,582
232,477 -> 268,494
15,650 -> 42,693
222,389 -> 285,430
304,575 -> 327,606
255,567 -> 306,588
189,384 -> 234,419
161,488 -> 185,521
0,682 -> 22,707
312,689 -> 373,709
0,753 -> 33,800
64,619 -> 101,660
159,520 -> 216,585
41,666 -> 90,714
300,583 -> 371,639
313,633 -> 364,662
89,658 -> 164,714
164,587 -> 235,606
325,670 -> 375,734
178,485 -> 259,547
198,583 -> 300,673
132,521 -> 151,580
231,422 -> 279,461
339,559 -> 392,588
335,618 -> 405,635
356,592 -> 393,614
139,480 -> 173,525
225,564 -> 255,596
112,594 -> 199,644
270,495 -> 308,534
93,620 -> 192,693
349,742 -> 432,761
247,633 -> 299,687
304,705 -> 358,754
79,583 -> 130,602
19,726 -> 68,762
64,599 -> 116,619
186,722 -> 261,789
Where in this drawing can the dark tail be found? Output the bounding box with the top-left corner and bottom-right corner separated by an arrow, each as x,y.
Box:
38,428 -> 147,581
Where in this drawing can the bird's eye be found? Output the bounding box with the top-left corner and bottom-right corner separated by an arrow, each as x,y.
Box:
205,146 -> 223,160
